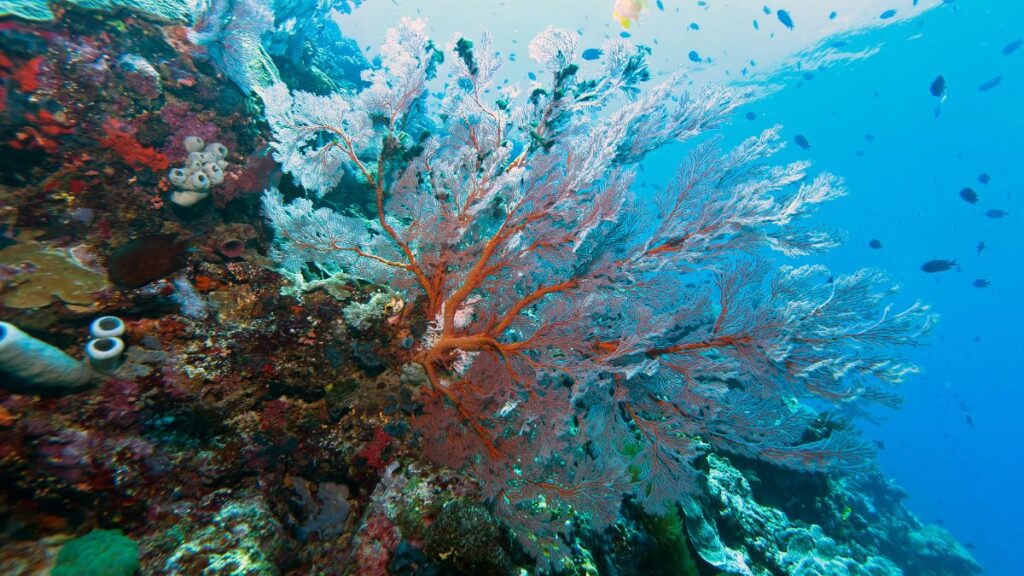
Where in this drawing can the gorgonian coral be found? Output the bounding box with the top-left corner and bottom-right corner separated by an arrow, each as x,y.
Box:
261,19 -> 934,571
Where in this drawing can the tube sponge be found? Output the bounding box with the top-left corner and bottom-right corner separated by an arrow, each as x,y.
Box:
86,337 -> 125,374
166,136 -> 231,207
90,316 -> 125,339
0,321 -> 93,389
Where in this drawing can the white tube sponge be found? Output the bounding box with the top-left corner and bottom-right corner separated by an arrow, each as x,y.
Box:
170,190 -> 209,208
184,136 -> 205,153
90,316 -> 125,339
0,321 -> 93,389
85,337 -> 125,374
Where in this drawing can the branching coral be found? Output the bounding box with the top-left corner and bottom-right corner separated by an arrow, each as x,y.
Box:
260,19 -> 935,572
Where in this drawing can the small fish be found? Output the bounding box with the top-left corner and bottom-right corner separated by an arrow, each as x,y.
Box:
929,75 -> 946,98
972,279 -> 990,288
959,187 -> 978,204
794,134 -> 811,149
0,224 -> 15,250
978,173 -> 990,184
688,50 -> 701,62
107,234 -> 191,288
581,48 -> 603,61
1003,38 -> 1022,55
978,76 -> 1002,92
921,259 -> 957,273
985,209 -> 1008,218
976,241 -> 985,256
776,9 -> 794,30
656,0 -> 664,10
745,111 -> 757,121
868,239 -> 883,249
880,9 -> 897,19
613,0 -> 645,29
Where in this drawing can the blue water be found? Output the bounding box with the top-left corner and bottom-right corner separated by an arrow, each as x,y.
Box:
713,3 -> 1022,572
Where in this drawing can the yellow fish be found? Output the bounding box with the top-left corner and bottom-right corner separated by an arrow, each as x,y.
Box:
613,0 -> 646,29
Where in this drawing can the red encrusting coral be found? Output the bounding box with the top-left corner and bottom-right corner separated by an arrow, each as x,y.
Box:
99,118 -> 169,171
13,55 -> 43,93
357,427 -> 393,471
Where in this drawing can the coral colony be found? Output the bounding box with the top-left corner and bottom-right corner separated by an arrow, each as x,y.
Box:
0,2 -> 982,575
261,18 -> 933,567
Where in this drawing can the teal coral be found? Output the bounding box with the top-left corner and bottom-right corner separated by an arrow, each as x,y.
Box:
689,454 -> 903,575
163,496 -> 285,576
52,529 -> 139,576
0,0 -> 195,22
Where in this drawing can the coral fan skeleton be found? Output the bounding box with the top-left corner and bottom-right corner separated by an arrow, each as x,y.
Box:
261,18 -> 934,565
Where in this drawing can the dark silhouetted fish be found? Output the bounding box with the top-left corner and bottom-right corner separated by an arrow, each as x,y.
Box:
977,241 -> 985,256
868,239 -> 883,249
107,233 -> 190,289
1003,38 -> 1022,55
921,259 -> 956,273
0,224 -> 14,250
978,76 -> 1002,91
745,111 -> 757,120
972,279 -> 990,288
794,134 -> 811,149
880,9 -> 897,19
959,187 -> 978,204
985,209 -> 1008,218
930,75 -> 946,97
978,173 -> 990,184
777,9 -> 794,29
581,48 -> 603,61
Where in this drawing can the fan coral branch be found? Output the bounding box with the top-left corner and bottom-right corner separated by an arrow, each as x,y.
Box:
258,19 -> 936,569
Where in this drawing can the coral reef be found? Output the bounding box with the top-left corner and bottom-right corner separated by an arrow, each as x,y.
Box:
0,4 -> 980,576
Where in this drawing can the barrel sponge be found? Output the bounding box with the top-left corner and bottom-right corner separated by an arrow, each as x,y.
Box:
52,529 -> 139,576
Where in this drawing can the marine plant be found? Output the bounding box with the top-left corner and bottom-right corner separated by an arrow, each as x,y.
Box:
260,18 -> 934,568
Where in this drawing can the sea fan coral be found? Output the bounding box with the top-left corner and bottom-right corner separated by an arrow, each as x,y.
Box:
261,19 -> 934,570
